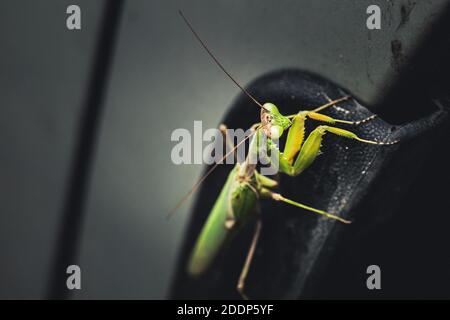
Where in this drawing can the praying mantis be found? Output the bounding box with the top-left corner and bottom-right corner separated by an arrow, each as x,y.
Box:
175,11 -> 397,299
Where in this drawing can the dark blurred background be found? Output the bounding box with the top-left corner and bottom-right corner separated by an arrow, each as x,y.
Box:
0,0 -> 448,299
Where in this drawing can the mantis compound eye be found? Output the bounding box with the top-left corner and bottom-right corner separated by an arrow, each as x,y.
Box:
270,125 -> 283,139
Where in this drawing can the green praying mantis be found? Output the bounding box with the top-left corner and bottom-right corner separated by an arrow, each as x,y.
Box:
174,11 -> 397,299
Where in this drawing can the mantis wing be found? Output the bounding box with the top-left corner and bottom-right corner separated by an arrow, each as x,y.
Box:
187,165 -> 257,276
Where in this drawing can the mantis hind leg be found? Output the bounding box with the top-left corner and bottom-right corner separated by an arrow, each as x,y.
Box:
237,219 -> 262,300
312,95 -> 350,112
260,189 -> 350,224
285,95 -> 351,116
236,186 -> 350,300
309,94 -> 377,124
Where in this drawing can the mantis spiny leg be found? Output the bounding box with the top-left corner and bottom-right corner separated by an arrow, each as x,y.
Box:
306,112 -> 377,125
283,110 -> 376,163
237,218 -> 262,300
285,95 -> 351,119
309,94 -> 378,125
259,188 -> 350,224
313,95 -> 351,112
279,125 -> 397,176
255,172 -> 278,188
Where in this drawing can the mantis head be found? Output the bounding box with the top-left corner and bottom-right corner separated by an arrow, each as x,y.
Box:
261,103 -> 292,139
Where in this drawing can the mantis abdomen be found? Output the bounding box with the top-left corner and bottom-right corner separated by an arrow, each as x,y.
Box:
188,165 -> 258,276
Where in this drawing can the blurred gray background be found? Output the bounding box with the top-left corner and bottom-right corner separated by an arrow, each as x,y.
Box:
0,0 -> 447,299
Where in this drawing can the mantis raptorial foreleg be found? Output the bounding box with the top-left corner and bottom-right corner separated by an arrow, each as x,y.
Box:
283,103 -> 377,161
237,218 -> 262,300
279,118 -> 396,176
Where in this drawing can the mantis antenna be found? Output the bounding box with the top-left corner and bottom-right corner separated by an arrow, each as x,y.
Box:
178,10 -> 268,111
169,11 -> 270,217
